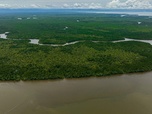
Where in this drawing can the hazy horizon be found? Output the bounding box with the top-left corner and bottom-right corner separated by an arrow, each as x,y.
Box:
0,0 -> 152,9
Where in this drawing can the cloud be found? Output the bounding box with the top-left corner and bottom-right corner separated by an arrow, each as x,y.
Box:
0,0 -> 151,9
107,0 -> 152,9
73,3 -> 82,7
57,3 -> 103,9
88,3 -> 102,9
63,3 -> 69,8
0,4 -> 10,8
30,4 -> 41,8
71,3 -> 103,9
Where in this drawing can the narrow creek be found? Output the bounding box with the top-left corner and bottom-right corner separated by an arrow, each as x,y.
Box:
1,32 -> 152,46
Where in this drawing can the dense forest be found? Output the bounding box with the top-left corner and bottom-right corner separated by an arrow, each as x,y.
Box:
0,11 -> 152,80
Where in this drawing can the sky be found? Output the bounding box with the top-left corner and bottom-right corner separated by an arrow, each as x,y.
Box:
0,0 -> 152,9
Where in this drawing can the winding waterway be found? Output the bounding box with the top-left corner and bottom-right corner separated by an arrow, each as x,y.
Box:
0,72 -> 152,114
113,38 -> 152,45
1,32 -> 152,46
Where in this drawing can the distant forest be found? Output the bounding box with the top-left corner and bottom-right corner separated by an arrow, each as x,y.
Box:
0,12 -> 152,80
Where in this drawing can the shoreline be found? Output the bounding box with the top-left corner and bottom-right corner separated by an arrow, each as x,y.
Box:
0,69 -> 152,82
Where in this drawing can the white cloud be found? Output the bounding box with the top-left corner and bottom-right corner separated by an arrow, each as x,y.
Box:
88,3 -> 102,9
107,0 -> 152,9
73,3 -> 81,7
0,4 -> 10,8
70,3 -> 102,9
0,0 -> 151,9
63,3 -> 69,8
107,0 -> 120,8
30,4 -> 40,8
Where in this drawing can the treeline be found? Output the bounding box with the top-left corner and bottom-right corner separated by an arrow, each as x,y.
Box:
0,39 -> 152,81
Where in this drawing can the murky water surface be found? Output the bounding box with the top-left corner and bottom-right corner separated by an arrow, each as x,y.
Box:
0,72 -> 152,114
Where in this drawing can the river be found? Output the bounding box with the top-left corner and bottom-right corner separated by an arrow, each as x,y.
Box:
1,32 -> 152,46
0,72 -> 152,114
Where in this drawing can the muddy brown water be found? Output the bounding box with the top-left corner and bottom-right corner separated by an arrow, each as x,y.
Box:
0,72 -> 152,114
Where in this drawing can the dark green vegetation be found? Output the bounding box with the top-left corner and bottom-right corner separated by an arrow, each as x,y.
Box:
0,11 -> 152,80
